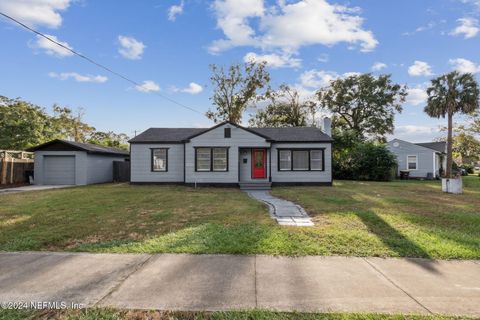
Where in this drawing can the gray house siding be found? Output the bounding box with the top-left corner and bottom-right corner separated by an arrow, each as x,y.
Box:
34,151 -> 127,185
185,123 -> 270,184
387,139 -> 437,178
34,151 -> 88,185
86,154 -> 127,184
271,143 -> 332,184
130,143 -> 184,183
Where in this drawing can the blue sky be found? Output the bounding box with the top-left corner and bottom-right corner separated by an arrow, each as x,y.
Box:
1,0 -> 479,141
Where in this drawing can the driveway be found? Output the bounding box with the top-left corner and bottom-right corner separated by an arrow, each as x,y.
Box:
0,185 -> 74,194
0,252 -> 479,316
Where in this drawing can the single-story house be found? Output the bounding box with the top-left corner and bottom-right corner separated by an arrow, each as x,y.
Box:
28,139 -> 129,185
129,120 -> 333,188
387,139 -> 446,179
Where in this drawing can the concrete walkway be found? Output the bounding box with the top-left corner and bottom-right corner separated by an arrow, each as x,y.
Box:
246,190 -> 314,226
0,185 -> 73,194
1,252 -> 479,316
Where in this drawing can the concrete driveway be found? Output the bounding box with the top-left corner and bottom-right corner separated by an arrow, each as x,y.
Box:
0,252 -> 479,316
0,185 -> 74,194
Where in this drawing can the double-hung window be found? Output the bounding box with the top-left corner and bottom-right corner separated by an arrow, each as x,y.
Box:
407,155 -> 418,170
310,150 -> 323,170
279,150 -> 291,171
278,149 -> 324,171
151,148 -> 168,171
195,147 -> 228,172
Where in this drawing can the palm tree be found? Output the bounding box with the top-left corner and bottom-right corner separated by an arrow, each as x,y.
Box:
425,71 -> 479,178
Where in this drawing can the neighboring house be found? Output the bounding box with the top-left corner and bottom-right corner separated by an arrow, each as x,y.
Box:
28,140 -> 129,185
387,139 -> 446,179
129,120 -> 333,188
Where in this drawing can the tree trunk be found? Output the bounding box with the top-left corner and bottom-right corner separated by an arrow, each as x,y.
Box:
446,112 -> 453,178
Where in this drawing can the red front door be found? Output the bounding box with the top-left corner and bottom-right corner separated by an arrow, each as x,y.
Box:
252,149 -> 266,179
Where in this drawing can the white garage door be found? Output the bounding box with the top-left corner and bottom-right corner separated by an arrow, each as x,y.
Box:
43,156 -> 75,185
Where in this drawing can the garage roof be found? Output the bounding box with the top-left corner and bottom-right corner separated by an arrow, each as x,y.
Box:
28,139 -> 129,156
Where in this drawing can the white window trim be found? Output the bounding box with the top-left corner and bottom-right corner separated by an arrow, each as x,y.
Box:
407,155 -> 418,170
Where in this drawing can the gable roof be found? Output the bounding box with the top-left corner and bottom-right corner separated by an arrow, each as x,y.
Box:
129,128 -> 205,143
251,127 -> 332,142
184,121 -> 273,141
28,139 -> 129,156
415,142 -> 446,153
129,121 -> 332,143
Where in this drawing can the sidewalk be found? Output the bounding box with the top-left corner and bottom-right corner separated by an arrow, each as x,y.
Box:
0,252 -> 478,316
0,185 -> 73,194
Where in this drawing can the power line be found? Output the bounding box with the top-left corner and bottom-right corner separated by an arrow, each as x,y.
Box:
0,11 -> 205,116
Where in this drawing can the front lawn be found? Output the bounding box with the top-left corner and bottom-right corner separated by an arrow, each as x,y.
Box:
0,308 -> 473,320
0,177 -> 479,258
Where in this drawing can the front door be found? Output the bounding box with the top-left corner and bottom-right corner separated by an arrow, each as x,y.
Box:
252,149 -> 266,179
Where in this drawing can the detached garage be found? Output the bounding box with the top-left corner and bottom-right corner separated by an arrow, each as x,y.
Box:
29,140 -> 129,185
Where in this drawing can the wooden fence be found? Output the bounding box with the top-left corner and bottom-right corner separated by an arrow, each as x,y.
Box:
0,151 -> 34,185
113,161 -> 130,182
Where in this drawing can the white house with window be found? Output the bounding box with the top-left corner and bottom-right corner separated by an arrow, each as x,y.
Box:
129,121 -> 333,188
387,139 -> 447,179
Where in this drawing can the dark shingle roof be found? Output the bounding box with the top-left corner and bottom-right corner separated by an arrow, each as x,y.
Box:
28,139 -> 129,156
129,128 -> 206,143
415,142 -> 446,153
250,127 -> 332,142
129,123 -> 332,143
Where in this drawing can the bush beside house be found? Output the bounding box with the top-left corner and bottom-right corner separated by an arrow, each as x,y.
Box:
334,143 -> 397,181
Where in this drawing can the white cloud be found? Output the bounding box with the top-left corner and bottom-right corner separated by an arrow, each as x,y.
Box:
209,0 -> 264,54
449,58 -> 480,73
393,125 -> 440,142
209,0 -> 378,54
48,72 -> 107,83
299,69 -> 359,89
450,18 -> 479,39
0,0 -> 70,28
243,52 -> 301,68
372,62 -> 387,71
172,82 -> 203,94
459,0 -> 480,9
30,34 -> 73,57
300,70 -> 338,88
406,87 -> 428,106
408,60 -> 433,77
118,35 -> 145,60
402,21 -> 437,36
168,1 -> 184,21
135,80 -> 160,93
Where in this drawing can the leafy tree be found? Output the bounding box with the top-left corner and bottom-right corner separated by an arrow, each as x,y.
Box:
467,112 -> 480,135
88,131 -> 129,150
0,96 -> 57,149
206,61 -> 270,124
439,124 -> 480,165
425,71 -> 480,178
249,84 -> 317,127
316,73 -> 407,141
0,95 -> 129,150
52,105 -> 95,143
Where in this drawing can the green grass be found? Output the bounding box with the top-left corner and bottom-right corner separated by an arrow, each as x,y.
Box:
0,309 -> 474,320
0,177 -> 479,258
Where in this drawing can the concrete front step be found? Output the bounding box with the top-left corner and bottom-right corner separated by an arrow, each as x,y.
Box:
239,182 -> 272,190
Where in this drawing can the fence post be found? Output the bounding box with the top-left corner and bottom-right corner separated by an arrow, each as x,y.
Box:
10,158 -> 15,184
0,158 -> 7,185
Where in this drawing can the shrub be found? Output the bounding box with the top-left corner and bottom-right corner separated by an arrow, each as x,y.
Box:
460,164 -> 475,174
333,143 -> 397,181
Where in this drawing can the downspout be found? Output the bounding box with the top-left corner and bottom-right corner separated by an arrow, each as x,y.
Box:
183,143 -> 186,184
